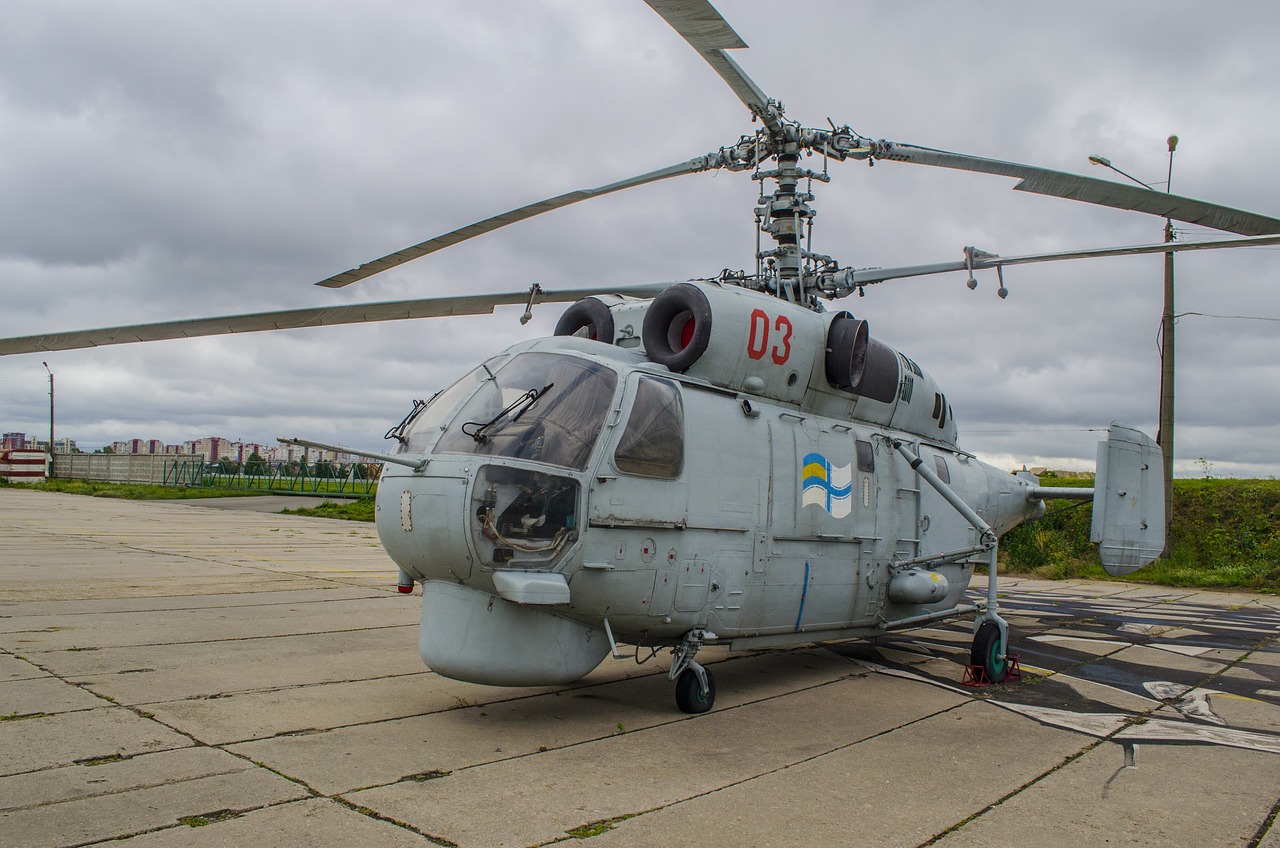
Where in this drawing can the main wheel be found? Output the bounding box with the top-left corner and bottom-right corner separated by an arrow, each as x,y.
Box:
971,621 -> 1009,684
675,667 -> 716,714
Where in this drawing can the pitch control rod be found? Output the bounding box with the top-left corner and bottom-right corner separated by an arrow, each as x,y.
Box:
277,437 -> 427,472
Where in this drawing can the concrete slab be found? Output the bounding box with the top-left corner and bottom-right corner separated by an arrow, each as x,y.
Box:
0,653 -> 47,683
3,585 -> 384,618
931,737 -> 1280,847
0,675 -> 110,716
109,798 -> 429,847
345,674 -> 975,848
0,750 -> 309,847
565,701 -> 1088,848
230,649 -> 868,795
37,626 -> 420,705
2,488 -> 1278,848
0,706 -> 192,776
0,594 -> 418,652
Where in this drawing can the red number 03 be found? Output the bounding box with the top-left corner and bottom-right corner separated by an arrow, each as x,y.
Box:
747,309 -> 793,365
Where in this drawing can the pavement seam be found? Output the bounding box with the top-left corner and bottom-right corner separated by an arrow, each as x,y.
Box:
0,590 -> 396,620
0,765 -> 250,814
330,797 -> 460,847
527,698 -> 975,847
9,622 -> 415,652
1247,794 -> 1280,848
130,669 -> 436,708
67,798 -> 309,848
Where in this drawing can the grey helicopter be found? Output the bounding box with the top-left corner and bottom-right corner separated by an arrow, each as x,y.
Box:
5,0 -> 1280,714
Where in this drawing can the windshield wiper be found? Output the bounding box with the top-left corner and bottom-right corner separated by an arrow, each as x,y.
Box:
463,382 -> 554,443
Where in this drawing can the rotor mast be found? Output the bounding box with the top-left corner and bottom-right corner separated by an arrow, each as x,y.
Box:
747,113 -> 872,307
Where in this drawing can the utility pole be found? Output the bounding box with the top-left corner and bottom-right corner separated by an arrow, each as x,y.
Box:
1089,135 -> 1178,556
42,361 -> 54,477
1158,135 -> 1178,557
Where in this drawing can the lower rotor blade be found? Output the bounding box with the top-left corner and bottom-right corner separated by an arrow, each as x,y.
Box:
0,284 -> 672,357
316,157 -> 714,289
873,142 -> 1280,237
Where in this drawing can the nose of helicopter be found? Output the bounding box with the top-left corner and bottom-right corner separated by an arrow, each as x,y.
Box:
375,469 -> 474,584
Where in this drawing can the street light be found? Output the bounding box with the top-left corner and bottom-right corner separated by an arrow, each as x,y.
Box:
1089,135 -> 1178,556
42,361 -> 54,477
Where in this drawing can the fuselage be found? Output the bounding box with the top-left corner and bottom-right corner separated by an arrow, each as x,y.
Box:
374,284 -> 1045,686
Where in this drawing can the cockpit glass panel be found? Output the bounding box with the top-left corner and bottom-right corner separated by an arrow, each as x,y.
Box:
402,355 -> 507,454
434,352 -> 618,471
614,376 -> 684,478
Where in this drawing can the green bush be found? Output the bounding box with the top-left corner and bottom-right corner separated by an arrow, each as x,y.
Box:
999,478 -> 1280,592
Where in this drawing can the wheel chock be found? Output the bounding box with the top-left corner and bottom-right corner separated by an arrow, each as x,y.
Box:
1005,652 -> 1023,682
961,652 -> 1021,687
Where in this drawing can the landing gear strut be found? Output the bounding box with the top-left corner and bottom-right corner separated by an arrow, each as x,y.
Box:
891,438 -> 1015,687
669,628 -> 716,714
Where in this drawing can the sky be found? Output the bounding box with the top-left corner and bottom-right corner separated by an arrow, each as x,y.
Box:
2,0 -> 1278,477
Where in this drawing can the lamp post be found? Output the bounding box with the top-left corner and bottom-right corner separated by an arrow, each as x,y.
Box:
1089,136 -> 1178,556
42,361 -> 55,477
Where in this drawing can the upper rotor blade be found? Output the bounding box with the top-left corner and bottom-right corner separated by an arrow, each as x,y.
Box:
873,142 -> 1280,237
0,284 -> 672,357
316,157 -> 713,289
848,234 -> 1280,287
642,0 -> 776,125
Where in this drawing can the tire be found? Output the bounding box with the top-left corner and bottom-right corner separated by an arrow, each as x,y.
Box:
554,297 -> 615,343
674,666 -> 716,714
971,621 -> 1008,684
641,284 -> 713,372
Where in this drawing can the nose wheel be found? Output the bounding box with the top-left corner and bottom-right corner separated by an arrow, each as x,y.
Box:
675,665 -> 716,714
669,627 -> 717,714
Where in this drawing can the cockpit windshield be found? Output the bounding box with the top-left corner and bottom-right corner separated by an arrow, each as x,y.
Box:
434,352 -> 618,471
401,355 -> 507,455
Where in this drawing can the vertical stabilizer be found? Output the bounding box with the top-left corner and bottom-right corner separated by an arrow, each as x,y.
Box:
1091,423 -> 1165,576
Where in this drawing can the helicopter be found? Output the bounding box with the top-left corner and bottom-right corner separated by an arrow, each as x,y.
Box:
4,0 -> 1280,713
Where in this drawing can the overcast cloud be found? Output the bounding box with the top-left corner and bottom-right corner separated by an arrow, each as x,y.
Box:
2,0 -> 1277,476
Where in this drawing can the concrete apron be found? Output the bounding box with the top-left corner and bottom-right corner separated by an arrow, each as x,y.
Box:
1,488 -> 1278,847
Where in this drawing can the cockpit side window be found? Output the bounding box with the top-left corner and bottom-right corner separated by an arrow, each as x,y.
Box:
614,376 -> 684,479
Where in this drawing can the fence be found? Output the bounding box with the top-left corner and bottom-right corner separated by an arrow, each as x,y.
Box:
53,453 -> 204,485
199,460 -> 379,497
52,453 -> 378,498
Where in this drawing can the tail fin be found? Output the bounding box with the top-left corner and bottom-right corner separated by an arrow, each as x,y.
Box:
1090,423 -> 1165,576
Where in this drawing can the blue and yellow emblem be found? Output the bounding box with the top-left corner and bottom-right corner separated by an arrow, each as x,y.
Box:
801,452 -> 853,518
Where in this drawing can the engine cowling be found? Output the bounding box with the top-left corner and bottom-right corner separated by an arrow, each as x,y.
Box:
641,282 -> 825,404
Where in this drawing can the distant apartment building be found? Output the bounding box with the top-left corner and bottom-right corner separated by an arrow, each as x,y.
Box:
6,430 -> 348,465
3,433 -> 33,450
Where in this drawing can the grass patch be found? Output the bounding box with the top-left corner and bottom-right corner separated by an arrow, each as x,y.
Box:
76,753 -> 132,766
567,814 -> 636,839
178,810 -> 242,827
283,498 -> 376,522
23,479 -> 266,500
999,477 -> 1280,593
1,711 -> 48,721
405,769 -> 452,782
